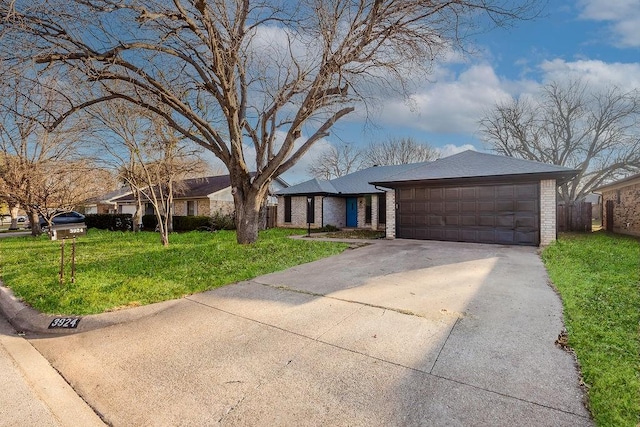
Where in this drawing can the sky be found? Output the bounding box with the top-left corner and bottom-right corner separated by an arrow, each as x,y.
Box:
280,0 -> 640,184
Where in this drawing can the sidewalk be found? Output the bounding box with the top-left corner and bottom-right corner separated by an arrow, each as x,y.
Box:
0,316 -> 104,426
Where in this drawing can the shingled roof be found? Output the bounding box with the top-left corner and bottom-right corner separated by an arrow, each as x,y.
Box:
371,151 -> 579,186
276,162 -> 429,196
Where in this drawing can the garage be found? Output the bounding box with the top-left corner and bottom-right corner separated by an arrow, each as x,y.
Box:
396,182 -> 540,245
370,150 -> 579,246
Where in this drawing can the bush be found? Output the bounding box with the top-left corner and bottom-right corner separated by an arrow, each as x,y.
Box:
173,216 -> 211,232
209,211 -> 235,230
319,224 -> 340,232
141,214 -> 158,231
85,214 -> 133,231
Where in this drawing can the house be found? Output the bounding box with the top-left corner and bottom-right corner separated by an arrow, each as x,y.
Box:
278,150 -> 578,246
594,173 -> 640,237
83,187 -> 133,214
276,163 -> 426,231
112,174 -> 288,217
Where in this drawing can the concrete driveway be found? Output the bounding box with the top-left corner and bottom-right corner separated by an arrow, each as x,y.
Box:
27,239 -> 591,426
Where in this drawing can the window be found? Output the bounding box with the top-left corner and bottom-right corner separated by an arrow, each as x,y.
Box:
378,194 -> 386,224
145,203 -> 154,216
187,200 -> 196,216
284,196 -> 292,223
306,196 -> 315,223
365,195 -> 372,224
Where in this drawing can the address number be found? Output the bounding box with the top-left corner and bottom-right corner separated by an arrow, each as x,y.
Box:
48,317 -> 81,329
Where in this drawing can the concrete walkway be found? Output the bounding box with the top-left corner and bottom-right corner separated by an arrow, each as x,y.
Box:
5,239 -> 591,426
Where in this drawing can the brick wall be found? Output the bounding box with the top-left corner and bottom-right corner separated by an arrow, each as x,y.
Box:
323,197 -> 346,227
277,195 -> 322,228
539,179 -> 557,246
385,190 -> 396,239
601,181 -> 640,237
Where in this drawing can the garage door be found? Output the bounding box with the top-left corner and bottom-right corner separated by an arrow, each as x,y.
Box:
396,183 -> 540,246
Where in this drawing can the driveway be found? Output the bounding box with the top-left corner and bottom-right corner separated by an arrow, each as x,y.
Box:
27,239 -> 591,426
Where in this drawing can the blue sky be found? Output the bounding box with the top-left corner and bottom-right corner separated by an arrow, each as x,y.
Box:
282,0 -> 640,183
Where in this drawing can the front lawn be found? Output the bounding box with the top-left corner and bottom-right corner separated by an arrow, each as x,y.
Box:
0,228 -> 349,315
542,232 -> 640,427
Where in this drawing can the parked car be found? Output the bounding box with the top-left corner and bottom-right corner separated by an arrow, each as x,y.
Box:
39,211 -> 85,230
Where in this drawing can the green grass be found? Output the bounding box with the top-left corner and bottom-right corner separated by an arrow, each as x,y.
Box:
0,228 -> 349,315
542,232 -> 640,426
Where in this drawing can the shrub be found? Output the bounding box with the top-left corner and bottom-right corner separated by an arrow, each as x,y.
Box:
173,215 -> 211,232
85,214 -> 133,231
319,224 -> 340,232
209,212 -> 236,230
141,214 -> 158,231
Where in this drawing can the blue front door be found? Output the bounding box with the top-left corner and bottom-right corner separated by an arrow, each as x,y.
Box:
346,197 -> 357,227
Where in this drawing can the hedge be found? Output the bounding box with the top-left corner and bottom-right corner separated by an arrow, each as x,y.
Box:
141,213 -> 236,232
85,214 -> 133,231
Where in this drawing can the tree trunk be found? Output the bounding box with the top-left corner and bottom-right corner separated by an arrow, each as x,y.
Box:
9,205 -> 19,230
28,209 -> 41,236
231,174 -> 267,244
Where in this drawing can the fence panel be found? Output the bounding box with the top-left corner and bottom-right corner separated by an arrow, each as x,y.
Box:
557,202 -> 592,232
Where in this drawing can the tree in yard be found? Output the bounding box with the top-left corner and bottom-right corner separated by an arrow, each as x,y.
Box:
89,101 -> 209,235
307,143 -> 362,180
1,0 -> 539,243
361,137 -> 439,168
90,102 -> 207,245
0,73 -> 102,236
479,79 -> 640,203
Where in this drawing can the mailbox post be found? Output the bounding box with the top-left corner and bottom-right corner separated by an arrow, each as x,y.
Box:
52,223 -> 87,285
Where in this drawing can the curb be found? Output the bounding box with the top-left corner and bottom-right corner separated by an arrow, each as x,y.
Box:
0,284 -> 182,336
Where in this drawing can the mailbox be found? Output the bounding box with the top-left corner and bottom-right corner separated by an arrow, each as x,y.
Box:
51,223 -> 87,241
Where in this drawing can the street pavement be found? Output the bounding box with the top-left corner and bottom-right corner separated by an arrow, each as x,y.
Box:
1,239 -> 592,426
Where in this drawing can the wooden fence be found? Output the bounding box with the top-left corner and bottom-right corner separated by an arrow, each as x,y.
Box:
557,202 -> 592,232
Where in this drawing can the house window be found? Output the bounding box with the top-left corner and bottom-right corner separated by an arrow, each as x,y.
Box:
145,203 -> 154,216
306,196 -> 315,223
284,196 -> 292,223
378,194 -> 386,224
365,195 -> 372,224
187,200 -> 196,216
616,189 -> 621,203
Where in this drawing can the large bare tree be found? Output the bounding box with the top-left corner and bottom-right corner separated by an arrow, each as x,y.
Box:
361,137 -> 439,167
480,79 -> 640,203
1,0 -> 539,243
307,143 -> 362,179
0,73 -> 100,235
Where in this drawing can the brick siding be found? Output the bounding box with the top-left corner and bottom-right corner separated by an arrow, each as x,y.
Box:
601,181 -> 640,237
385,190 -> 396,239
539,179 -> 557,246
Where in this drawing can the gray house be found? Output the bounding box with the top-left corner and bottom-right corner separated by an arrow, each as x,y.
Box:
277,150 -> 578,246
276,163 -> 426,232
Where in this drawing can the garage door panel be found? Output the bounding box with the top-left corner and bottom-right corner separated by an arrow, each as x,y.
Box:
396,182 -> 540,246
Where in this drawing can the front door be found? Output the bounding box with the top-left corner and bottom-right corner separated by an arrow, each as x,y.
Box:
346,197 -> 358,227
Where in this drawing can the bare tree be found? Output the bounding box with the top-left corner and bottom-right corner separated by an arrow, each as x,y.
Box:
361,137 -> 439,167
1,0 -> 539,243
90,102 -> 207,245
308,143 -> 362,180
480,79 -> 640,203
0,74 -> 97,236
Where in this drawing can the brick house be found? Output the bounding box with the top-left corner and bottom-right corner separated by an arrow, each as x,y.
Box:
112,174 -> 288,217
279,151 -> 578,246
594,173 -> 640,237
276,163 -> 425,232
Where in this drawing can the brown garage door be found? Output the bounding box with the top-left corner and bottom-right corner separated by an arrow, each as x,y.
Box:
396,183 -> 540,246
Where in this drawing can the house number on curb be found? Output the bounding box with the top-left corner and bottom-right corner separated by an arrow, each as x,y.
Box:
48,317 -> 81,329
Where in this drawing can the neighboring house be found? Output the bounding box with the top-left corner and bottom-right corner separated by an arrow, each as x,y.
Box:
83,187 -> 133,214
112,174 -> 288,217
279,150 -> 578,246
594,173 -> 640,237
276,163 -> 426,232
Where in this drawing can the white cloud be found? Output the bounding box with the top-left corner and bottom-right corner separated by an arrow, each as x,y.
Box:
540,59 -> 640,90
373,64 -> 513,135
578,0 -> 640,47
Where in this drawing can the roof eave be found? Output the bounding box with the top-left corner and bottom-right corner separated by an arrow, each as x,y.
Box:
371,170 -> 580,187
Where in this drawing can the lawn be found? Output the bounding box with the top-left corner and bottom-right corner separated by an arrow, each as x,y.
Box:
0,228 -> 349,315
542,232 -> 640,427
